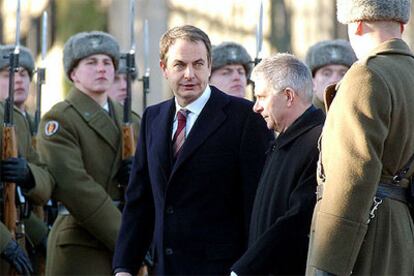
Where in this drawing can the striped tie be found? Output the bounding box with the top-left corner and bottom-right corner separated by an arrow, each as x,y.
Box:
173,109 -> 188,158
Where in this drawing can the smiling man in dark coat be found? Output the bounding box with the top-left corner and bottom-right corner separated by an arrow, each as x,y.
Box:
231,53 -> 325,275
112,25 -> 273,276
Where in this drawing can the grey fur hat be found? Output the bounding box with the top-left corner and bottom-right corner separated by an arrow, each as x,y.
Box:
117,55 -> 138,80
305,39 -> 357,75
212,42 -> 252,78
63,31 -> 120,81
0,45 -> 35,79
337,0 -> 411,24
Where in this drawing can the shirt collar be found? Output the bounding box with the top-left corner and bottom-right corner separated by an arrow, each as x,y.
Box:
102,101 -> 109,112
174,85 -> 211,116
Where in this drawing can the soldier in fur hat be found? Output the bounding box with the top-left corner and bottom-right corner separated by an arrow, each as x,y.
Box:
210,42 -> 252,98
305,39 -> 356,112
107,56 -> 141,143
107,56 -> 137,103
36,31 -> 133,275
306,0 -> 414,275
0,45 -> 55,275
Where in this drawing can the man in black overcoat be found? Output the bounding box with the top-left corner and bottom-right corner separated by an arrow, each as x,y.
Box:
113,25 -> 273,276
231,53 -> 325,275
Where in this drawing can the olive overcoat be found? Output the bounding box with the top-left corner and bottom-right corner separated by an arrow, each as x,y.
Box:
306,39 -> 414,275
37,88 -> 138,275
0,104 -> 54,274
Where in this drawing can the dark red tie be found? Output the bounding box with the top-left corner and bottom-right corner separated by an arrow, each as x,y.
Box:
173,109 -> 188,157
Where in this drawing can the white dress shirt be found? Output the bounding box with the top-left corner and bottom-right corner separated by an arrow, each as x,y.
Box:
172,86 -> 211,139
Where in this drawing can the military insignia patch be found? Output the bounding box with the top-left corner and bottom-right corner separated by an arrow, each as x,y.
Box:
44,121 -> 59,136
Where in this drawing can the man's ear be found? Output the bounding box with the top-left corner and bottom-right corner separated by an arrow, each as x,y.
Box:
70,69 -> 77,82
284,88 -> 295,107
159,60 -> 168,78
356,21 -> 363,35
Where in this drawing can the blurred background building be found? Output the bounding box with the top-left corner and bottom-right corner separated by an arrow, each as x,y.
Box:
1,0 -> 414,116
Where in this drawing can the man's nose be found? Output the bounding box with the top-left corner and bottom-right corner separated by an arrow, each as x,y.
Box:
14,72 -> 23,82
184,66 -> 194,79
97,62 -> 106,72
253,101 -> 263,113
231,70 -> 241,80
331,72 -> 343,84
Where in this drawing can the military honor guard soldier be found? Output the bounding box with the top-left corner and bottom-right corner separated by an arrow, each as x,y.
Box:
306,0 -> 414,275
209,42 -> 252,98
107,55 -> 141,142
305,39 -> 357,112
36,31 -> 133,275
0,45 -> 55,275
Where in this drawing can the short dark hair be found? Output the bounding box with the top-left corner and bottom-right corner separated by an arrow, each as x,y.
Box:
159,25 -> 211,65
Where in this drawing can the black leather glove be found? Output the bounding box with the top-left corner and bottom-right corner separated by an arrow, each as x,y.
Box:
1,239 -> 33,275
1,157 -> 35,189
117,158 -> 133,187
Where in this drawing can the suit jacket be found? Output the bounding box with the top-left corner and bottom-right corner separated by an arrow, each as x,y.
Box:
113,86 -> 273,275
306,39 -> 414,275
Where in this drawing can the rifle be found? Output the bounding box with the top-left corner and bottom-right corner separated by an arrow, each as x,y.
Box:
33,11 -> 47,140
30,11 -> 48,229
123,5 -> 151,276
122,0 -> 136,163
141,19 -> 150,110
3,0 -> 24,274
3,0 -> 20,240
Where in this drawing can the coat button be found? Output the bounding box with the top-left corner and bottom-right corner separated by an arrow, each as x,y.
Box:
166,206 -> 174,214
165,248 -> 173,255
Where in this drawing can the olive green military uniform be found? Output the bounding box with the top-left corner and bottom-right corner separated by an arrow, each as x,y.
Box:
306,39 -> 414,275
312,97 -> 325,113
1,104 -> 55,274
37,88 -> 137,275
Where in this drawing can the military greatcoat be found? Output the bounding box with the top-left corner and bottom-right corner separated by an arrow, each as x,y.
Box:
0,104 -> 55,274
306,39 -> 414,275
37,88 -> 136,275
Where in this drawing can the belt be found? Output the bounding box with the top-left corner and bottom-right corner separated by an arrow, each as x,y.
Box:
376,182 -> 408,203
316,183 -> 409,203
58,200 -> 122,216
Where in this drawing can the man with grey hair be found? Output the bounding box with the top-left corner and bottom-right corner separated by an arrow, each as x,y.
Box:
307,0 -> 414,275
305,39 -> 356,111
209,42 -> 252,98
231,53 -> 325,275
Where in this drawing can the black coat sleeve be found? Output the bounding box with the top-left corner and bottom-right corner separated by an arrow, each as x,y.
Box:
232,128 -> 320,275
239,111 -> 274,236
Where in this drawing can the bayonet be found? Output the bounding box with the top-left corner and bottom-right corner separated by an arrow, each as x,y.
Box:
34,11 -> 48,137
255,0 -> 263,65
123,0 -> 136,125
142,19 -> 150,109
